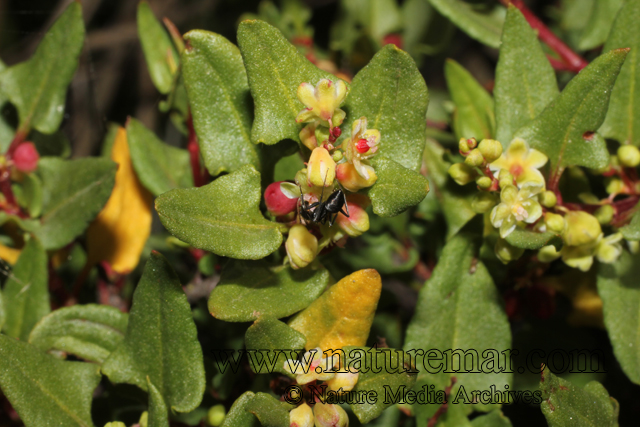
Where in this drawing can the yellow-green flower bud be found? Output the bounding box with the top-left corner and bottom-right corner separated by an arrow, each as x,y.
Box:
563,211 -> 602,246
618,145 -> 640,167
495,238 -> 524,264
286,225 -> 318,269
332,150 -> 343,162
464,148 -> 485,167
448,163 -> 476,185
327,371 -> 360,392
478,139 -> 503,163
538,245 -> 561,263
606,178 -> 625,195
467,137 -> 478,149
307,147 -> 336,187
498,169 -> 514,189
476,176 -> 492,189
594,205 -> 615,225
104,423 -> 126,427
539,191 -> 557,208
459,138 -> 470,153
289,403 -> 314,427
472,192 -> 498,213
313,402 -> 349,427
335,201 -> 369,237
139,412 -> 148,427
207,404 -> 226,427
544,212 -> 565,233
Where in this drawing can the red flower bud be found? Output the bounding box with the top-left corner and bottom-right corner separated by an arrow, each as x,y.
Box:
264,182 -> 298,216
356,138 -> 369,154
13,142 -> 39,172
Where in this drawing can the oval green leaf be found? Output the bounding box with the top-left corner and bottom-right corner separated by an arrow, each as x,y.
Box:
245,315 -> 306,376
182,30 -> 261,175
155,165 -> 284,259
221,392 -> 259,427
102,252 -> 205,413
427,0 -> 504,48
29,304 -> 128,363
209,260 -> 329,322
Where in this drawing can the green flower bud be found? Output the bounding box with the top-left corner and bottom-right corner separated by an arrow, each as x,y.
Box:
498,169 -> 514,189
313,402 -> 349,427
495,238 -> 524,264
207,404 -> 226,427
476,176 -> 492,189
594,204 -> 615,225
538,245 -> 561,263
459,138 -> 470,153
448,163 -> 476,185
618,145 -> 640,167
467,137 -> 478,149
539,190 -> 557,208
606,178 -> 625,195
563,211 -> 602,246
478,139 -> 503,163
139,412 -> 148,427
472,192 -> 498,213
464,148 -> 485,167
544,212 -> 565,233
332,150 -> 343,162
286,225 -> 318,269
104,423 -> 126,427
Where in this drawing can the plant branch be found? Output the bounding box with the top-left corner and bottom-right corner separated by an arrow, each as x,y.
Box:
186,112 -> 207,187
500,0 -> 588,73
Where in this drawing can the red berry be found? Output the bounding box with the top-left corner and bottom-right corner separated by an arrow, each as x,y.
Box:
264,181 -> 298,216
331,127 -> 342,138
356,138 -> 369,154
13,142 -> 39,172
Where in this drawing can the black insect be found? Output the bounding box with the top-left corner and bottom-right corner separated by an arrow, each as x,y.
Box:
298,185 -> 349,226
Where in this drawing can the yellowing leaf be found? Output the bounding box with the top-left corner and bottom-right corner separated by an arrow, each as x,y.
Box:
0,243 -> 21,265
86,127 -> 153,274
288,269 -> 381,350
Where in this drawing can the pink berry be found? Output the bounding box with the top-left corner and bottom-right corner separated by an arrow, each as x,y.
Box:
13,142 -> 40,173
264,181 -> 298,216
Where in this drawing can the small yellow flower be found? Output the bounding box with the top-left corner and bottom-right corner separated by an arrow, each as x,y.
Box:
489,138 -> 548,188
283,348 -> 336,384
490,184 -> 543,238
296,79 -> 348,128
343,117 -> 380,180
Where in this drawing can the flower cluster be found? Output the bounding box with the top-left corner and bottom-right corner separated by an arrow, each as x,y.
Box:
448,137 -> 628,270
263,78 -> 381,269
285,348 -> 358,427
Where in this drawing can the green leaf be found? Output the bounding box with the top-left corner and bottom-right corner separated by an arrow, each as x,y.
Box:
137,1 -> 179,94
470,410 -> 513,427
182,30 -> 261,175
35,157 -> 116,250
344,346 -> 417,423
539,366 -> 619,426
237,19 -> 339,145
516,48 -> 629,170
368,156 -> 430,217
0,288 -> 4,331
19,173 -> 43,218
245,393 -> 290,427
245,315 -> 306,375
2,238 -> 49,341
427,0 -> 505,48
155,165 -> 284,259
147,378 -> 170,427
102,252 -> 205,413
209,260 -> 329,322
578,0 -> 623,51
0,2 -> 84,134
445,59 -> 495,141
600,0 -> 640,146
494,6 -> 559,145
0,334 -> 101,427
505,229 -> 562,250
342,44 -> 429,173
598,250 -> 640,384
404,233 -> 512,422
126,118 -> 192,196
620,201 -> 640,240
29,304 -> 128,363
221,392 -> 259,427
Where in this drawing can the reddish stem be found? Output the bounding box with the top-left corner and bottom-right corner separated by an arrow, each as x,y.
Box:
427,377 -> 457,427
501,0 -> 588,73
186,113 -> 206,187
5,130 -> 27,160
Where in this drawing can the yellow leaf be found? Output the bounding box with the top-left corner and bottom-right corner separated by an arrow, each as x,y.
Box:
0,243 -> 21,265
288,269 -> 381,350
86,126 -> 153,274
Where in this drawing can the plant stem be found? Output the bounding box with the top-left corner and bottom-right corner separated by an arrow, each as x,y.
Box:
500,0 -> 588,73
186,112 -> 207,187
